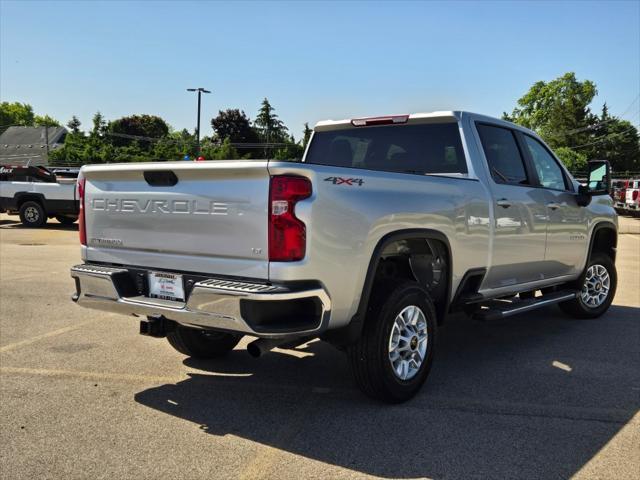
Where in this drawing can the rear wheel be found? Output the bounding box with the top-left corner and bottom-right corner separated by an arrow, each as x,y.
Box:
166,325 -> 241,358
19,201 -> 46,228
55,215 -> 77,226
559,253 -> 617,319
347,281 -> 437,403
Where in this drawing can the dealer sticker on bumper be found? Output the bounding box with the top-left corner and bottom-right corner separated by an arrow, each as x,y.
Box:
148,272 -> 185,301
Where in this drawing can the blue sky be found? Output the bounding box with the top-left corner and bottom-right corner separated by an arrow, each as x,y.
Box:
1,0 -> 639,138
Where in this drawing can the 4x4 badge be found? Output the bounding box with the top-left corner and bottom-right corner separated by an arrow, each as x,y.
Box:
324,176 -> 364,186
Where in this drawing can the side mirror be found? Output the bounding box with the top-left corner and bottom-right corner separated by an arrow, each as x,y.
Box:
585,160 -> 611,195
577,160 -> 611,207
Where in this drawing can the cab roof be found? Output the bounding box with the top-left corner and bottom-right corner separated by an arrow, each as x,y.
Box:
313,111 -> 534,137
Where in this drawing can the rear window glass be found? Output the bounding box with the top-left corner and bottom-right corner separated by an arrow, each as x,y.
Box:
476,124 -> 528,185
305,123 -> 467,175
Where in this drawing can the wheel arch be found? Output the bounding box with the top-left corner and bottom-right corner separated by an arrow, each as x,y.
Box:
15,192 -> 47,211
322,228 -> 452,347
588,222 -> 617,264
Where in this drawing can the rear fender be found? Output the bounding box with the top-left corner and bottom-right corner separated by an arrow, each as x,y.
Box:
322,229 -> 452,347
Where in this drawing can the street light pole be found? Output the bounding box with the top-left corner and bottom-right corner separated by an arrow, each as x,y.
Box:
187,87 -> 211,156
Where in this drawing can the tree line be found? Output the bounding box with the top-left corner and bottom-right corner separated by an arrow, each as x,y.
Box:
503,72 -> 639,173
1,72 -> 638,173
0,98 -> 312,166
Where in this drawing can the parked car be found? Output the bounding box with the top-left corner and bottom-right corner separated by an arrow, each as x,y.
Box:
69,111 -> 618,402
0,165 -> 79,227
625,179 -> 640,216
612,179 -> 631,212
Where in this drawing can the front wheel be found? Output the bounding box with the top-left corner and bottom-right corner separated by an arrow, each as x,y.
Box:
166,324 -> 241,358
347,281 -> 437,403
559,254 -> 617,319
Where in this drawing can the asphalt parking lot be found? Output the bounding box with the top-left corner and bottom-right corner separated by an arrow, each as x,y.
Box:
1,213 -> 638,480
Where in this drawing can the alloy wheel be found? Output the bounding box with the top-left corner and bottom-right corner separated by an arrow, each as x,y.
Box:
580,264 -> 611,308
388,305 -> 428,381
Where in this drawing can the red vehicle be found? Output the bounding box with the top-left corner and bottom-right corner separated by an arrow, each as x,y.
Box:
612,179 -> 631,211
625,179 -> 640,216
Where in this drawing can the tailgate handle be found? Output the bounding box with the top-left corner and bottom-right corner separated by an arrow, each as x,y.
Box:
143,171 -> 178,187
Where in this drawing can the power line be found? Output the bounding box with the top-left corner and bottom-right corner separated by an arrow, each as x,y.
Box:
544,94 -> 640,137
566,124 -> 640,150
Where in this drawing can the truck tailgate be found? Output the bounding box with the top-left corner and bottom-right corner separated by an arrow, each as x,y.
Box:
81,161 -> 270,279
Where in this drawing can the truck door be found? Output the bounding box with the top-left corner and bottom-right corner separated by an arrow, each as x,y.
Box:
521,134 -> 589,278
476,124 -> 548,289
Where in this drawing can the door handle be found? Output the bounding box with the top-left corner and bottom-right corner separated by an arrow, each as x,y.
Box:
496,198 -> 511,208
547,202 -> 561,210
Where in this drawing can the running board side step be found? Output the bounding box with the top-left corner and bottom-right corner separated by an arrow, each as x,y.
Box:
473,290 -> 578,322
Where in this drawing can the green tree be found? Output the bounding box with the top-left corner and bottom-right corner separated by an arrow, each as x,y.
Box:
554,147 -> 588,172
34,114 -> 60,127
582,104 -> 640,172
66,116 -> 82,133
49,130 -> 118,166
153,129 -> 197,160
254,98 -> 288,143
107,114 -> 170,148
211,109 -> 259,143
91,112 -> 107,137
201,137 -> 240,160
504,72 -> 597,150
0,102 -> 35,133
302,122 -> 312,148
211,109 -> 260,158
112,144 -> 149,163
254,98 -> 290,158
504,72 -> 640,172
271,133 -> 304,161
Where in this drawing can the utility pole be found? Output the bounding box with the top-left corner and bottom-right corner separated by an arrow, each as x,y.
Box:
44,124 -> 49,158
187,87 -> 211,155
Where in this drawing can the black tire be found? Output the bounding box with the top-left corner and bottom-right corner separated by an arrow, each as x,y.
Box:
55,215 -> 77,226
166,325 -> 241,358
347,281 -> 437,403
19,201 -> 46,228
559,253 -> 617,319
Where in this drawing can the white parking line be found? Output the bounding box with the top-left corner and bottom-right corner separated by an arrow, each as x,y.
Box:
0,366 -> 252,383
0,319 -> 99,353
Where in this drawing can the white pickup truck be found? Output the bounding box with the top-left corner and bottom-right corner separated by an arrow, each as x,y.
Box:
70,111 -> 618,402
0,165 -> 79,227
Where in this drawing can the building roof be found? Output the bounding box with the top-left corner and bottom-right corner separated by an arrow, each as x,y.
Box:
0,126 -> 67,167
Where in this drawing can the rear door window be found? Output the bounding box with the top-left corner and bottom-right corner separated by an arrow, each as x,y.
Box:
305,123 -> 467,175
476,124 -> 529,185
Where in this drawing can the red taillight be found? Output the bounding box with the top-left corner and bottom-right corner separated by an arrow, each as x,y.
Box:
78,176 -> 86,246
269,176 -> 311,262
633,190 -> 639,201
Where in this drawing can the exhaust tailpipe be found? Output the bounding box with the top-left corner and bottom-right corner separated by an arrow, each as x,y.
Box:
247,338 -> 285,358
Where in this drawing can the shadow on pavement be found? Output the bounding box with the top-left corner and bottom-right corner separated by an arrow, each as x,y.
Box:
135,304 -> 639,479
0,218 -> 78,231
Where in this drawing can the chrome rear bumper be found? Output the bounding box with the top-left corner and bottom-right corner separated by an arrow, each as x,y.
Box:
71,264 -> 331,338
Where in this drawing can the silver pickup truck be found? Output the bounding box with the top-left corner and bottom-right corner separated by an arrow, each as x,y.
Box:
70,111 -> 618,402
